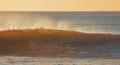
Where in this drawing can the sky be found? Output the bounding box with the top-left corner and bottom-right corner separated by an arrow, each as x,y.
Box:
0,0 -> 120,11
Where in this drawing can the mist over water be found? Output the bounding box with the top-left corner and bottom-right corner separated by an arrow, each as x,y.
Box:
0,12 -> 120,34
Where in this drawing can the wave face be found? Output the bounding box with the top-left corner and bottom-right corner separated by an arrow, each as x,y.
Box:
0,29 -> 120,58
0,12 -> 120,34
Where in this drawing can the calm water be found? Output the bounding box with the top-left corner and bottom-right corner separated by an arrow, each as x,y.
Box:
0,12 -> 120,34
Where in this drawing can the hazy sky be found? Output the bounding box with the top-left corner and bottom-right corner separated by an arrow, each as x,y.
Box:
0,0 -> 120,11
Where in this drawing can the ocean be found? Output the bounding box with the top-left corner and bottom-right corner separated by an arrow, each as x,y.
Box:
0,12 -> 120,65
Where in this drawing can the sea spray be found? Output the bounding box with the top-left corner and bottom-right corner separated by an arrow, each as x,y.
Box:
0,12 -> 120,34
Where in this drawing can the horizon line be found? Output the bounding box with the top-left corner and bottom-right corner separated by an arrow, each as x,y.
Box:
0,11 -> 120,13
